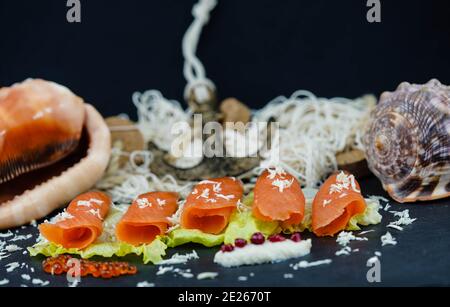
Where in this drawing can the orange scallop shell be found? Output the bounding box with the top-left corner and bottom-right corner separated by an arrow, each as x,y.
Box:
0,79 -> 85,183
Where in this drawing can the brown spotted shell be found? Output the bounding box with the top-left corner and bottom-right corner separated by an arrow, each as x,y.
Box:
364,79 -> 450,203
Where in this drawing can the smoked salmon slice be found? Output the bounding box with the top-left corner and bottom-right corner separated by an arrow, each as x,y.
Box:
116,192 -> 178,246
39,191 -> 111,249
312,171 -> 366,236
180,177 -> 243,234
252,168 -> 305,228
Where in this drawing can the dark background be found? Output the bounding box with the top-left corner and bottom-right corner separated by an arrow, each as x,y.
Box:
0,0 -> 449,118
1,0 -> 450,288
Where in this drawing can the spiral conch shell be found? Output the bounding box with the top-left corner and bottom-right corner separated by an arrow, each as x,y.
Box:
364,79 -> 450,203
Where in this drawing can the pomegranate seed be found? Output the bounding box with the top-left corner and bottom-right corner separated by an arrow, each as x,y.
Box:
290,232 -> 302,242
220,244 -> 234,252
268,234 -> 286,242
234,238 -> 247,248
250,232 -> 265,245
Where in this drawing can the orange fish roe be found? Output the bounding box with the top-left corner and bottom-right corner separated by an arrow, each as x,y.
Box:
42,255 -> 137,279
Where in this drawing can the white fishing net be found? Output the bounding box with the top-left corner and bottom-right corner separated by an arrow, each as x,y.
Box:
96,89 -> 375,202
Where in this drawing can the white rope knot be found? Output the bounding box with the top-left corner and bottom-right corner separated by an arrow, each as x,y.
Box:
192,0 -> 217,23
183,0 -> 218,103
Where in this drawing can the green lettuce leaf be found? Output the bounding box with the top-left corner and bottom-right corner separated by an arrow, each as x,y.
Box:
28,204 -> 167,264
282,188 -> 382,233
27,238 -> 167,264
223,210 -> 280,244
165,228 -> 224,248
223,192 -> 279,244
346,197 -> 383,231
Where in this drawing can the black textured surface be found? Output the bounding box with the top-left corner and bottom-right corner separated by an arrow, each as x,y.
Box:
1,175 -> 449,287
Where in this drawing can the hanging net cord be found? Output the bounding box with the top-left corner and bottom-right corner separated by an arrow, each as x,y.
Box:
182,0 -> 218,102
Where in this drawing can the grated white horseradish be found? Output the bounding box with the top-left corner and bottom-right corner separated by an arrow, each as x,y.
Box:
157,250 -> 199,265
0,231 -> 13,238
335,246 -> 352,256
5,244 -> 22,252
8,234 -> 33,242
381,231 -> 397,246
197,272 -> 219,280
336,231 -> 368,246
32,279 -> 50,286
88,208 -> 103,220
6,262 -> 20,273
0,279 -> 9,286
388,210 -> 417,230
156,198 -> 166,206
272,178 -> 294,193
214,239 -> 312,268
136,198 -> 153,209
137,281 -> 155,287
156,266 -> 174,276
291,259 -> 332,270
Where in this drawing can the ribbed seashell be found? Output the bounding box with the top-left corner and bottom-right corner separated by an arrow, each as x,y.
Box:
0,79 -> 111,229
0,79 -> 85,183
364,79 -> 450,203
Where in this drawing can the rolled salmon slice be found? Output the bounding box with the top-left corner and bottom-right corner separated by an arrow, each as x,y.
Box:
312,171 -> 366,236
180,177 -> 243,234
252,168 -> 305,228
116,192 -> 179,246
39,191 -> 111,249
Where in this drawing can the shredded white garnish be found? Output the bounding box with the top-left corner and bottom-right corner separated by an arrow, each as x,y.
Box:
335,246 -> 352,256
0,231 -> 13,238
156,266 -> 174,275
32,279 -> 50,286
50,210 -> 74,223
6,262 -> 20,273
272,178 -> 294,193
329,171 -> 360,194
156,198 -> 166,206
8,234 -> 33,242
136,198 -> 153,209
166,200 -> 186,230
336,231 -> 368,246
196,188 -> 210,199
266,167 -> 286,180
0,279 -> 9,286
322,199 -> 332,207
88,209 -> 103,220
291,259 -> 332,269
212,182 -> 222,193
387,224 -> 404,231
77,198 -> 103,208
381,231 -> 397,246
5,244 -> 22,252
388,210 -> 416,230
137,281 -> 155,287
197,272 -> 218,280
215,193 -> 235,200
157,250 -> 199,265
173,268 -> 194,278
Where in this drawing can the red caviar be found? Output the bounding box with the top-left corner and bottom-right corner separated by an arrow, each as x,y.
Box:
42,255 -> 137,279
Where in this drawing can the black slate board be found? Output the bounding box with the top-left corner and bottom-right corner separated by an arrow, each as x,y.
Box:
1,175 -> 449,287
